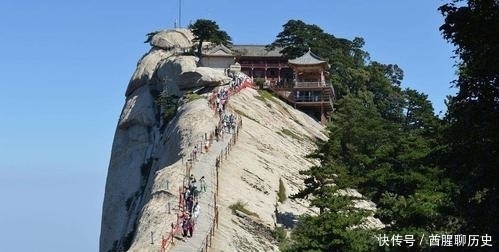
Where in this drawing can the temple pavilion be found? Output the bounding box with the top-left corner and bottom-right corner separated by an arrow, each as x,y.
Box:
201,46 -> 335,123
269,49 -> 334,123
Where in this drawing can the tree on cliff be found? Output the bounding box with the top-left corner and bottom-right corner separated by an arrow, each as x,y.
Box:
267,19 -> 370,101
188,19 -> 232,57
439,0 -> 499,248
267,19 -> 367,66
275,19 -> 457,251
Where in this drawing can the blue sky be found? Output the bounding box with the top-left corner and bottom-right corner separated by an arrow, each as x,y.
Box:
0,1 -> 456,251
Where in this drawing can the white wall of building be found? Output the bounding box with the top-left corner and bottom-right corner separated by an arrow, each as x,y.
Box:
200,56 -> 234,71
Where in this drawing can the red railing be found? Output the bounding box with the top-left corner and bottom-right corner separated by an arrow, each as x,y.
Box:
159,76 -> 248,252
160,212 -> 182,252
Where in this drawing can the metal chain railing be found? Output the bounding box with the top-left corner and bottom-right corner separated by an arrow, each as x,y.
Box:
197,116 -> 242,252
159,81 -> 249,252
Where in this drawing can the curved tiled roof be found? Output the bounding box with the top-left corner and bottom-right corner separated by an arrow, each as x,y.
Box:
202,44 -> 234,56
288,49 -> 327,66
231,45 -> 283,57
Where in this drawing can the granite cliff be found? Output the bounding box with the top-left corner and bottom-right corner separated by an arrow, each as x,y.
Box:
100,28 -> 232,252
100,28 -> 380,252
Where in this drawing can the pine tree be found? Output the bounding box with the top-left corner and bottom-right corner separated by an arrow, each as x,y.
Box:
188,19 -> 232,56
273,19 -> 458,251
439,1 -> 499,249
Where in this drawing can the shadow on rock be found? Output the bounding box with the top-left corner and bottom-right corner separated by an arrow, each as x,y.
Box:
275,211 -> 298,229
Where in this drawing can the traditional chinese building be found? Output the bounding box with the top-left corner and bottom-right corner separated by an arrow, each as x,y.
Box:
269,49 -> 334,123
199,44 -> 235,72
201,45 -> 334,123
230,45 -> 294,85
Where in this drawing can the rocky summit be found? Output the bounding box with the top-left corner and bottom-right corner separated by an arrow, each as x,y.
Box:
100,28 -> 380,252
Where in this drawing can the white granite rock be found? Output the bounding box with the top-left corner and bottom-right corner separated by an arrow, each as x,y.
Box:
125,48 -> 172,97
179,66 -> 232,89
149,29 -> 194,50
101,29 -> 384,252
101,28 -> 232,252
154,55 -> 198,97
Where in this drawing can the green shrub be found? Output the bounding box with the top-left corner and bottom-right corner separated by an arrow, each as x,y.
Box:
272,226 -> 287,244
155,92 -> 178,126
163,105 -> 177,124
229,200 -> 259,217
278,178 -> 287,203
256,89 -> 275,101
185,93 -> 203,102
234,109 -> 259,123
254,78 -> 265,89
155,92 -> 176,107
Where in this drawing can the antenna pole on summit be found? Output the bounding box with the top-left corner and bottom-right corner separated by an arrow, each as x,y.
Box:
178,0 -> 182,28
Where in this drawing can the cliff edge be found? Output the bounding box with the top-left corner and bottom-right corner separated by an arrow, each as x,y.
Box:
101,28 -> 379,252
100,28 -> 231,252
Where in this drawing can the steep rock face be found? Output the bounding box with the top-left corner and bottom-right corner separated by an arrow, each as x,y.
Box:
102,29 -> 381,252
211,89 -> 326,252
180,67 -> 232,89
125,49 -> 173,97
103,81 -> 327,252
100,29 -> 227,252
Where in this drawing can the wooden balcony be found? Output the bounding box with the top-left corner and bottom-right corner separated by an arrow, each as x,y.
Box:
293,95 -> 333,110
265,84 -> 335,110
263,82 -> 335,124
294,81 -> 326,88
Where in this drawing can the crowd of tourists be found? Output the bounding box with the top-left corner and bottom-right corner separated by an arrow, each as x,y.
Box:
180,174 -> 206,238
173,72 -> 251,242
